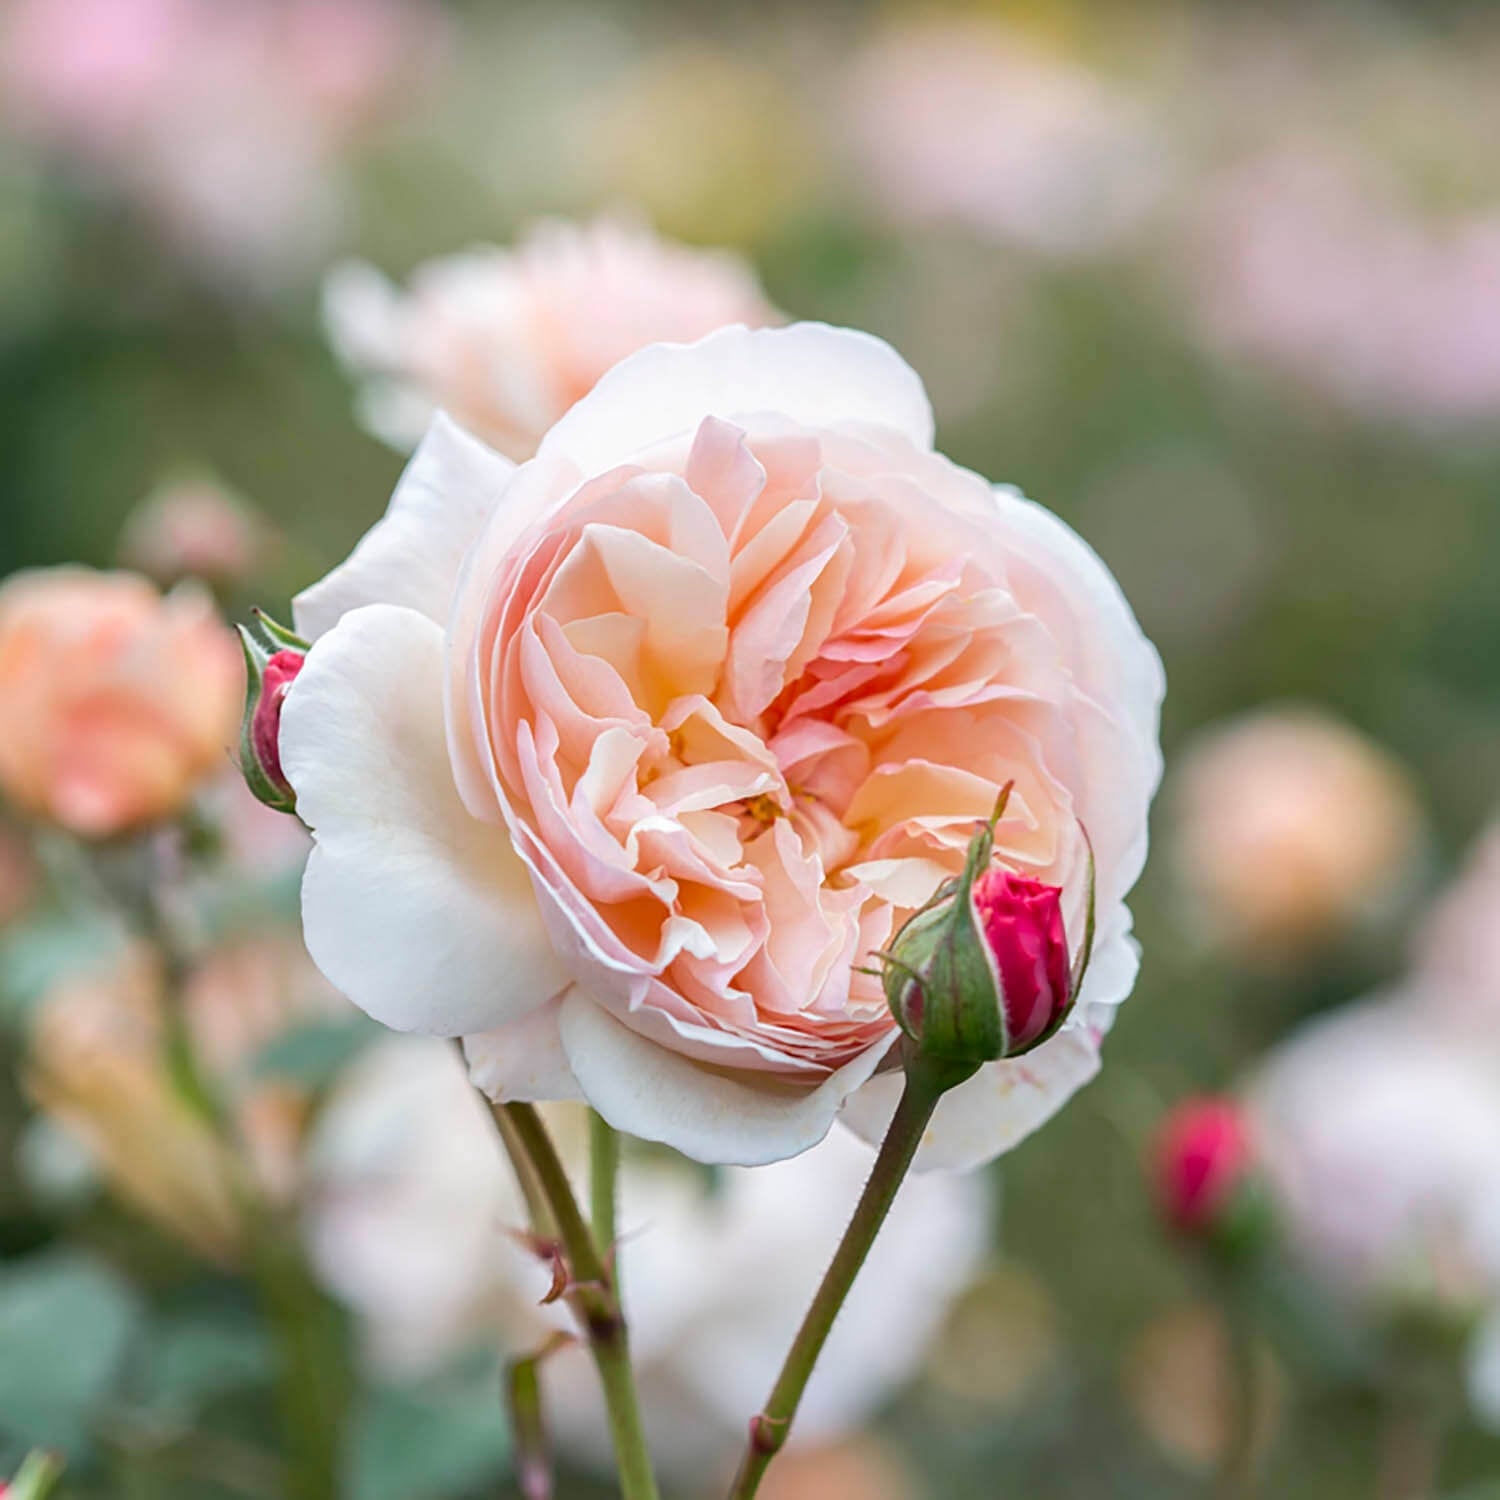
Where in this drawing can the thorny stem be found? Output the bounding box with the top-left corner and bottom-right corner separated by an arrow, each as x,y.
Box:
489,1102 -> 660,1500
590,1111 -> 620,1253
726,1056 -> 954,1500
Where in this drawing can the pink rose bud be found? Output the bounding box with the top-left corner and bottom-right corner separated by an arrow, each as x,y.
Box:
1152,1097 -> 1257,1239
237,612 -> 307,815
882,784 -> 1093,1070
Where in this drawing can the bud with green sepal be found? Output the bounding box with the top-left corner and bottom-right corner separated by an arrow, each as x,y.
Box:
880,782 -> 1095,1080
237,609 -> 308,815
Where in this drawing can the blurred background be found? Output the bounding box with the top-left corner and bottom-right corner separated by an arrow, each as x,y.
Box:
4,1 -> 1500,1497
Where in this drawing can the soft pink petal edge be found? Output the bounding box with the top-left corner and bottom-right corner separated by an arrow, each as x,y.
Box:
558,991 -> 898,1167
293,413 -> 513,641
281,602 -> 570,1035
536,321 -> 936,476
839,1025 -> 1104,1173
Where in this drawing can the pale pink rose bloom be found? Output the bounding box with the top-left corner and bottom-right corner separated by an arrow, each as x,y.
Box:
281,323 -> 1163,1168
1250,997 -> 1500,1317
29,935 -> 341,1260
323,217 -> 780,460
1170,707 -> 1423,961
843,21 -> 1167,257
118,474 -> 270,587
0,568 -> 243,838
305,1038 -> 986,1481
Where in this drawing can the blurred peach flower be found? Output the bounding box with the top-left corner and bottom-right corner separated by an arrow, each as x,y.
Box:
1170,707 -> 1423,962
306,1038 -> 986,1483
1123,1302 -> 1280,1472
118,474 -> 271,588
843,20 -> 1168,256
29,935 -> 341,1260
0,821 -> 39,928
282,324 -> 1163,1169
0,568 -> 242,838
323,217 -> 779,459
752,1439 -> 914,1500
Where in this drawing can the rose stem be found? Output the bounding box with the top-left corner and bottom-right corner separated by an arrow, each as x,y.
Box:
1214,1289 -> 1260,1500
725,1058 -> 950,1500
103,836 -> 351,1500
490,1102 -> 661,1500
590,1110 -> 620,1251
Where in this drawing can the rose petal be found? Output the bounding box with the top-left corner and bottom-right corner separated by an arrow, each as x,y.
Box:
294,414 -> 513,640
464,993 -> 583,1102
538,323 -> 936,476
283,603 -> 569,1033
558,992 -> 897,1166
840,1027 -> 1103,1172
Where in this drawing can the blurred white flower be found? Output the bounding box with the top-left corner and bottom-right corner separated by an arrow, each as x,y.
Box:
306,1037 -> 989,1482
1170,707 -> 1424,963
323,216 -> 779,458
1410,822 -> 1500,1039
843,20 -> 1168,257
1249,998 -> 1500,1320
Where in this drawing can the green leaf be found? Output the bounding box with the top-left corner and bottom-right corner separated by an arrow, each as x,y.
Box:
131,1302 -> 275,1421
0,1250 -> 143,1455
348,1359 -> 511,1500
249,1013 -> 381,1091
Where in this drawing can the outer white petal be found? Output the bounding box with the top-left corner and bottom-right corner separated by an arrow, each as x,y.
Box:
293,414 -> 513,640
464,994 -> 583,1102
839,1028 -> 1103,1173
994,484 -> 1165,904
558,993 -> 896,1167
282,603 -> 570,1034
538,322 -> 936,475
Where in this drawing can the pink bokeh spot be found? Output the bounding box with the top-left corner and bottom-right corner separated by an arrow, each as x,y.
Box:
1153,1097 -> 1254,1235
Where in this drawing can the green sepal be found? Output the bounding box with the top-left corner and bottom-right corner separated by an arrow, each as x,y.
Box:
236,611 -> 303,816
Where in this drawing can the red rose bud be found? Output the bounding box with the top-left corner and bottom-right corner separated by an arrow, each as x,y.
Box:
237,611 -> 308,815
882,784 -> 1094,1069
1153,1097 -> 1255,1237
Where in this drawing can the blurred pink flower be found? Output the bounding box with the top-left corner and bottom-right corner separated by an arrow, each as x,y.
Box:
323,216 -> 780,458
1189,148 -> 1500,425
118,474 -> 270,587
1,0 -> 437,285
843,20 -> 1168,257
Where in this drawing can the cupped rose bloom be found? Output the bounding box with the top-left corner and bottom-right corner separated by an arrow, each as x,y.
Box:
0,568 -> 243,838
281,323 -> 1163,1168
1248,997 -> 1500,1318
305,1038 -> 987,1481
323,217 -> 780,460
29,935 -> 341,1260
1170,706 -> 1423,962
